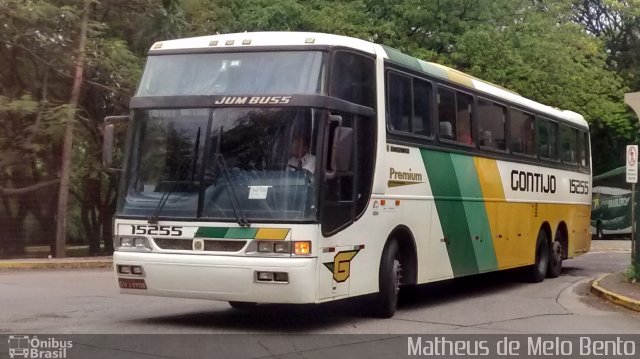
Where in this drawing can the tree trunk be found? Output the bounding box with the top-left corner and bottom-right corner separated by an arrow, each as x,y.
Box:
54,0 -> 91,258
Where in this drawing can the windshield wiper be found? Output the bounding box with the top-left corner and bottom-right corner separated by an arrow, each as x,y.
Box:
147,127 -> 201,224
214,153 -> 250,227
211,126 -> 250,227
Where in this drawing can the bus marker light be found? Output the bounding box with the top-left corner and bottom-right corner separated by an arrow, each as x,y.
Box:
225,39 -> 235,46
209,40 -> 218,46
395,200 -> 401,206
380,200 -> 386,205
274,272 -> 288,282
294,241 -> 311,255
242,39 -> 251,45
152,42 -> 163,49
305,38 -> 315,44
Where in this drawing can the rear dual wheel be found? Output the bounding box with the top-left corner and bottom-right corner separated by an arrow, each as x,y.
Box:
547,231 -> 564,279
526,230 -> 549,283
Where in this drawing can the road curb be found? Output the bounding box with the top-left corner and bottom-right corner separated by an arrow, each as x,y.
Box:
590,274 -> 640,312
0,258 -> 112,270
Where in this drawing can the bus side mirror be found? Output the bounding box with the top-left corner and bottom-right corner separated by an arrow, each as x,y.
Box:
103,115 -> 129,169
325,115 -> 353,180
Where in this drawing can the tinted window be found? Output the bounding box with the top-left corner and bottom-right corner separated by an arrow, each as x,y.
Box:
456,92 -> 473,145
510,109 -> 535,155
478,99 -> 506,150
438,87 -> 472,144
561,125 -> 579,164
538,118 -> 558,160
413,79 -> 432,136
387,72 -> 411,132
330,51 -> 375,108
137,51 -> 326,96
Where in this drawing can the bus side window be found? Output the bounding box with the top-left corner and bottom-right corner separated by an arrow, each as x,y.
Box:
413,78 -> 432,137
478,99 -> 506,150
510,109 -> 535,155
330,51 -> 376,108
438,87 -> 456,141
561,125 -> 578,164
387,72 -> 411,132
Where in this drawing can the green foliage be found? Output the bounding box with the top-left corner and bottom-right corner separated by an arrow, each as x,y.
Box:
625,263 -> 640,283
1,0 -> 639,256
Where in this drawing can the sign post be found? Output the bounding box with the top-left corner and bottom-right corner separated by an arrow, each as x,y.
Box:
625,92 -> 640,269
626,145 -> 638,263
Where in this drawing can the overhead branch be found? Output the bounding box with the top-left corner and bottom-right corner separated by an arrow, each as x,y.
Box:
0,179 -> 60,196
0,39 -> 127,95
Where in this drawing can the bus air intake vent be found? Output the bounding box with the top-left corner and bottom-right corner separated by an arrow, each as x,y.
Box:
153,238 -> 192,250
204,240 -> 247,252
153,238 -> 247,252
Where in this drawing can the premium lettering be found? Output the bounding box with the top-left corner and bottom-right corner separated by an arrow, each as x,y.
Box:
510,170 -> 556,193
390,168 -> 423,182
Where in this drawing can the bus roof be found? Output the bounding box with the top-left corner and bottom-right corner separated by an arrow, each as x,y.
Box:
149,31 -> 588,129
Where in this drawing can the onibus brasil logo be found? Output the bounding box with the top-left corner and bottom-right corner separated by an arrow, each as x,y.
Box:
8,335 -> 72,359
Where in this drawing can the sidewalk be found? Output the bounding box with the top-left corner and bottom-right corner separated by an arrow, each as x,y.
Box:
0,256 -> 112,270
591,272 -> 640,312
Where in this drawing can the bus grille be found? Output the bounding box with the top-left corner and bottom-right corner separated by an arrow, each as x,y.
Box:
153,238 -> 247,252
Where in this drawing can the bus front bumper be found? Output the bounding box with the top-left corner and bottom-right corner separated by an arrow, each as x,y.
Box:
113,251 -> 318,304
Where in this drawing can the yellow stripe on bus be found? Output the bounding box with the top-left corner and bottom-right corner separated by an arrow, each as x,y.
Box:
255,228 -> 290,240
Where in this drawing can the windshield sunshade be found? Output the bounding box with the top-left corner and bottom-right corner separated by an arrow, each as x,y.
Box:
136,51 -> 326,97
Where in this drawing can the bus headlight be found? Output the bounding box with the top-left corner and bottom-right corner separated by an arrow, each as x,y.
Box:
115,236 -> 152,251
246,240 -> 311,256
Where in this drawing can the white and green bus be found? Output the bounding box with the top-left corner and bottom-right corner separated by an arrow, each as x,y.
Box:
107,32 -> 592,317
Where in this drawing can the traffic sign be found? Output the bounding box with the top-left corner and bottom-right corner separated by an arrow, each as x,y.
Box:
627,145 -> 638,183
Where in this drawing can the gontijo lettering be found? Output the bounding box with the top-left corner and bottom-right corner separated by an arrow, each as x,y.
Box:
511,170 -> 556,193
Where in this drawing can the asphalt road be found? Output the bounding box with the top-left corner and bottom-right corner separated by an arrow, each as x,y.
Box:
0,240 -> 638,335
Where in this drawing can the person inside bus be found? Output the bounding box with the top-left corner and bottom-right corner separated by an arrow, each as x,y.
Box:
288,134 -> 316,174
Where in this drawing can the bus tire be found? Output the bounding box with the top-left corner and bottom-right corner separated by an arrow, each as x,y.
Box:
373,240 -> 401,318
547,234 -> 563,278
526,230 -> 549,283
228,301 -> 257,309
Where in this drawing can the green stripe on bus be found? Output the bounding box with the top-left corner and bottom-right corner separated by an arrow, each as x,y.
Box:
450,154 -> 498,272
382,45 -> 424,73
421,149 -> 479,277
195,227 -> 228,238
224,227 -> 258,239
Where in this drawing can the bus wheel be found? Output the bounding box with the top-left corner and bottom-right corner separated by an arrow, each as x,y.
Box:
228,301 -> 257,309
526,230 -> 549,283
373,240 -> 401,318
547,234 -> 563,278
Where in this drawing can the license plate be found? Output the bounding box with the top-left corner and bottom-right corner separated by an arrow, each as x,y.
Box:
118,278 -> 147,290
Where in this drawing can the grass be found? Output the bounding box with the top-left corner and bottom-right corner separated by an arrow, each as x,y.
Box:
625,263 -> 640,284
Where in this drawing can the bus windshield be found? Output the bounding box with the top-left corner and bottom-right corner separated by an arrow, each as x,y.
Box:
136,51 -> 326,96
119,107 -> 321,222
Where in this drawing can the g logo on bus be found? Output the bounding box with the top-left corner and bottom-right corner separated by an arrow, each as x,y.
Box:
323,250 -> 359,283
